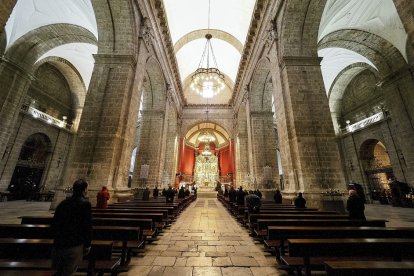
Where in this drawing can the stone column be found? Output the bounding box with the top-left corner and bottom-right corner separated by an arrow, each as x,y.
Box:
393,0 -> 414,49
0,0 -> 17,37
250,111 -> 279,189
380,70 -> 414,184
133,110 -> 165,187
274,56 -> 345,206
59,54 -> 139,205
0,59 -> 33,159
163,102 -> 178,186
235,104 -> 250,188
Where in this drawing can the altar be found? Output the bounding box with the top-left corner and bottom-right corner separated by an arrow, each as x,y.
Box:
194,154 -> 218,188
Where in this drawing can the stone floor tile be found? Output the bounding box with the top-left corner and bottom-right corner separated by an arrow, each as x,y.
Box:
148,266 -> 165,276
129,255 -> 156,265
175,257 -> 187,266
205,251 -> 228,257
212,257 -> 233,267
162,266 -> 193,276
182,252 -> 200,257
118,265 -> 152,276
230,256 -> 260,267
250,267 -> 283,276
186,257 -> 213,266
198,245 -> 217,252
160,251 -> 182,257
221,267 -> 254,276
193,267 -> 222,276
216,246 -> 235,252
152,256 -> 176,266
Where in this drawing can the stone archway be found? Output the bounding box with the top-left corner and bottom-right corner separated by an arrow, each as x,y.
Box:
360,139 -> 394,202
8,133 -> 51,200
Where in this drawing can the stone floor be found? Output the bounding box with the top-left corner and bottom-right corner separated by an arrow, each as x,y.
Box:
1,199 -> 414,275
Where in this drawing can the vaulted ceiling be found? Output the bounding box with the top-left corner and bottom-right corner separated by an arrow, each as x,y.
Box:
163,0 -> 256,105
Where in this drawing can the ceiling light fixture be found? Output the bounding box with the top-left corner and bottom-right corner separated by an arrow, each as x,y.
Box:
190,0 -> 225,98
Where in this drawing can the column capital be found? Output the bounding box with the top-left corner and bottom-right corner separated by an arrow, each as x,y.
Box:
377,65 -> 413,88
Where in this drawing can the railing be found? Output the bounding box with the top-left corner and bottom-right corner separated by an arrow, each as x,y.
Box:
21,103 -> 72,131
341,112 -> 385,134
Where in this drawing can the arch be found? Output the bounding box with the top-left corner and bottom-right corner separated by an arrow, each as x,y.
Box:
329,63 -> 379,114
174,29 -> 243,54
319,29 -> 407,77
5,23 -> 97,72
34,56 -> 87,131
91,0 -> 137,55
184,121 -> 230,148
142,57 -> 166,111
8,133 -> 52,199
249,58 -> 273,112
280,0 -> 326,57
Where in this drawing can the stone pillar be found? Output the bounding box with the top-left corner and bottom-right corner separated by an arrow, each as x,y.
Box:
274,56 -> 345,206
59,54 -> 139,205
133,110 -> 165,187
0,0 -> 17,37
393,0 -> 414,49
235,104 -> 250,188
250,111 -> 279,189
0,59 -> 33,159
163,102 -> 178,186
380,70 -> 414,185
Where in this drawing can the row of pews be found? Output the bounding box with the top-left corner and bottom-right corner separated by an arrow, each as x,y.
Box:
0,194 -> 196,275
218,194 -> 414,276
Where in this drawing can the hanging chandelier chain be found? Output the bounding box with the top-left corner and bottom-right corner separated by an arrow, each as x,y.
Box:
207,0 -> 211,31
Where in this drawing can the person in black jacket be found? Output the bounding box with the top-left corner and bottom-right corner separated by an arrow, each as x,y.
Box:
346,189 -> 366,220
294,192 -> 306,208
236,186 -> 246,205
273,189 -> 282,204
51,179 -> 92,275
153,186 -> 159,198
229,186 -> 237,202
178,186 -> 186,198
165,185 -> 175,203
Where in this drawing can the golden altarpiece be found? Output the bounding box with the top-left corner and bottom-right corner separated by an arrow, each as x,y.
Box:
194,153 -> 219,188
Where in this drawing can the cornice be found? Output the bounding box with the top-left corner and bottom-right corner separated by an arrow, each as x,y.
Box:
230,0 -> 268,106
151,0 -> 186,106
183,104 -> 233,110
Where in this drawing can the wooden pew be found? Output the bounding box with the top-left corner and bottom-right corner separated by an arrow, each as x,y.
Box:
286,238 -> 414,276
93,206 -> 175,221
0,224 -> 141,267
0,238 -> 118,275
324,261 -> 414,276
268,226 -> 414,261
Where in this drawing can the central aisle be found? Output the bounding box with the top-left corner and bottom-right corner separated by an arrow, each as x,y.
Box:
121,198 -> 283,276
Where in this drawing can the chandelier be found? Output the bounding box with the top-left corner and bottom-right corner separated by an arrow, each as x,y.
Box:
190,0 -> 225,98
198,102 -> 215,144
201,143 -> 212,156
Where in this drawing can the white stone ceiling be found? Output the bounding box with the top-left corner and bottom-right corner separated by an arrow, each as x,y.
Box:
319,0 -> 407,94
5,0 -> 97,88
163,0 -> 255,105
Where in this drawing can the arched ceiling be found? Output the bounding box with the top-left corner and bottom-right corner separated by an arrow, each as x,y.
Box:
185,122 -> 230,148
318,0 -> 407,95
319,48 -> 377,94
163,0 -> 255,105
4,0 -> 98,89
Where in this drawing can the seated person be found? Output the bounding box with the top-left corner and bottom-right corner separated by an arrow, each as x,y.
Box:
294,192 -> 306,208
245,193 -> 261,213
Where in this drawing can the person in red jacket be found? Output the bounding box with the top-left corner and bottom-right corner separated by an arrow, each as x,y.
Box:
96,186 -> 110,209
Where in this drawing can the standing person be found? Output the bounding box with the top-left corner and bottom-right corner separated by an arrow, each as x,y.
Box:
178,186 -> 185,199
142,186 -> 150,200
229,186 -> 237,203
165,185 -> 175,203
255,189 -> 262,198
51,179 -> 92,275
273,189 -> 282,204
236,186 -> 246,205
224,187 -> 229,197
96,186 -> 110,209
346,189 -> 366,220
153,186 -> 159,198
184,187 -> 190,197
294,192 -> 306,208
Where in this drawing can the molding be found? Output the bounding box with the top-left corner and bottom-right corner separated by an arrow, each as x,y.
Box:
281,56 -> 322,68
93,54 -> 137,66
